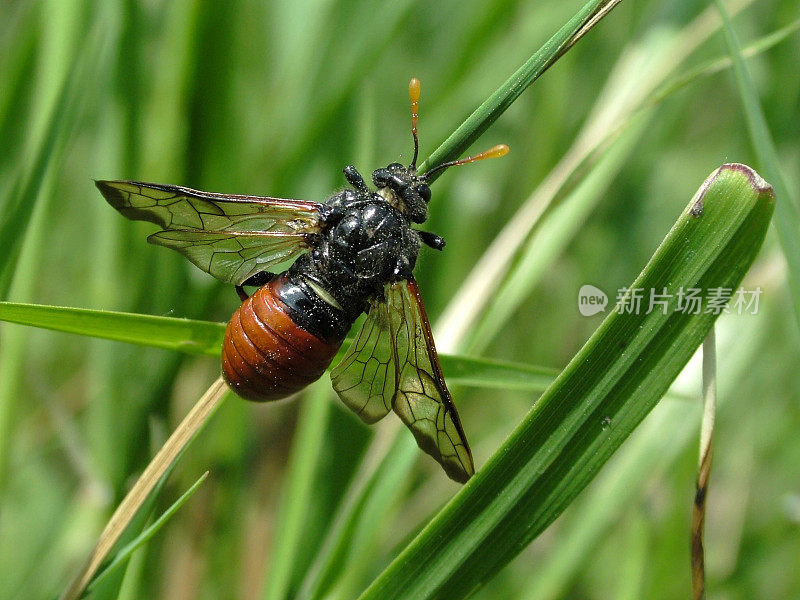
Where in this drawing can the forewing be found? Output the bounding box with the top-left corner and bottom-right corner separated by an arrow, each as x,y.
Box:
330,300 -> 395,423
96,180 -> 323,285
147,230 -> 309,287
387,279 -> 474,483
96,180 -> 322,230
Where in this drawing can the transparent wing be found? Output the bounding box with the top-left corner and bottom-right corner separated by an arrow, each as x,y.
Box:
331,279 -> 474,483
387,279 -> 474,483
330,300 -> 395,423
96,180 -> 323,285
146,230 -> 310,288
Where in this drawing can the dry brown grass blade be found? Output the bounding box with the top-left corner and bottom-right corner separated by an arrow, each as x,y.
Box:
692,329 -> 717,600
561,0 -> 623,56
59,377 -> 229,600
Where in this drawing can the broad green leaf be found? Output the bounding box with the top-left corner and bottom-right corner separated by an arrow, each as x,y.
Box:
357,164 -> 774,600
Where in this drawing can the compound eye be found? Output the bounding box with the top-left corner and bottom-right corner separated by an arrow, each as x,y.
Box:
417,183 -> 431,202
372,169 -> 390,187
387,162 -> 404,171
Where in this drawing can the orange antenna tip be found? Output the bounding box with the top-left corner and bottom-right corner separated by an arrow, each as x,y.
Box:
488,144 -> 510,158
409,78 -> 421,168
409,78 -> 421,102
422,142 -> 510,179
451,143 -> 510,166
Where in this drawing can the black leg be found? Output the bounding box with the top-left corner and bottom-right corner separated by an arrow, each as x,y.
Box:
418,230 -> 446,251
393,256 -> 414,280
235,271 -> 277,301
343,165 -> 370,194
241,271 -> 276,287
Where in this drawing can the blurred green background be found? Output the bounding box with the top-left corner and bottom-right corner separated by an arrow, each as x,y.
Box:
0,0 -> 798,598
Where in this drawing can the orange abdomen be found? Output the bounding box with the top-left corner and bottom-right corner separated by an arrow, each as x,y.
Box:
222,277 -> 344,401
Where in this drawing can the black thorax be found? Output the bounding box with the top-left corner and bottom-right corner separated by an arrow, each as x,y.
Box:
277,165 -> 425,341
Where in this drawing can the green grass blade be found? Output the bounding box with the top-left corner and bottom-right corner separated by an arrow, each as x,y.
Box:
0,303 -> 226,357
0,302 -> 561,392
59,379 -> 229,600
468,6 -> 800,350
465,108 -> 650,352
357,164 -> 774,600
85,471 -> 209,595
260,381 -> 330,600
436,356 -> 557,392
435,1 -> 758,353
713,0 -> 800,328
649,18 -> 800,108
519,400 -> 700,599
299,432 -> 418,600
418,0 -> 621,180
519,285 -> 769,599
0,22 -> 106,299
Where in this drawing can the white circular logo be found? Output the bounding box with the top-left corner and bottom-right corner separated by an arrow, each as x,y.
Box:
578,284 -> 607,316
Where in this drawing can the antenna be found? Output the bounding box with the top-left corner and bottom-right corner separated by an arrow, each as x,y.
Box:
409,78 -> 421,170
422,144 -> 509,180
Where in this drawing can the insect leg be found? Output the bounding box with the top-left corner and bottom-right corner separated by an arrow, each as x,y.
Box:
343,166 -> 370,194
242,271 -> 277,287
393,256 -> 414,280
418,231 -> 446,250
235,271 -> 277,301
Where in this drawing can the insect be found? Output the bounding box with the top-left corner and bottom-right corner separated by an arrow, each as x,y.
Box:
96,78 -> 508,483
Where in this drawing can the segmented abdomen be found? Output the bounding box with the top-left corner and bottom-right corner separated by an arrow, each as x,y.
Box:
222,277 -> 344,401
